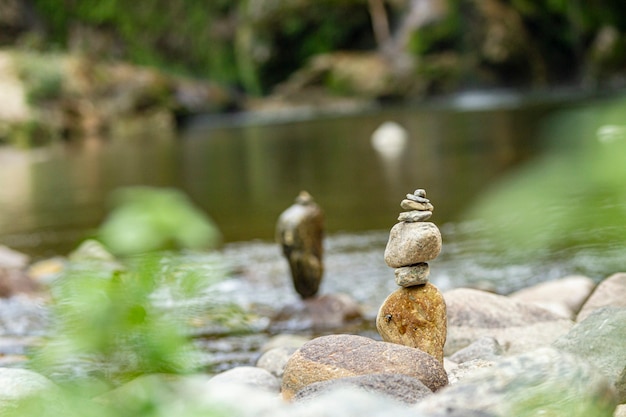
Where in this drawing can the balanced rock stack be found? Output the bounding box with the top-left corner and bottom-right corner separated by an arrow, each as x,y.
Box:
376,189 -> 447,363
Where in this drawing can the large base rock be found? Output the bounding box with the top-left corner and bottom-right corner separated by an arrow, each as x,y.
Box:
281,334 -> 447,400
376,283 -> 447,363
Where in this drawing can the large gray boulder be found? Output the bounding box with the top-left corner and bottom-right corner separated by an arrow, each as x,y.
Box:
553,306 -> 626,402
416,347 -> 618,417
444,288 -> 573,355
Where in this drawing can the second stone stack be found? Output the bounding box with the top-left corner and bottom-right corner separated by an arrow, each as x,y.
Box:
376,189 -> 447,363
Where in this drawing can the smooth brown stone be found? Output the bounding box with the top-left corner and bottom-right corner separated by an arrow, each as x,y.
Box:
384,222 -> 442,268
376,283 -> 447,363
281,334 -> 448,400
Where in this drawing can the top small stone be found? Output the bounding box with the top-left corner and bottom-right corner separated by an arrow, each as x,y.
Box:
402,189 -> 433,212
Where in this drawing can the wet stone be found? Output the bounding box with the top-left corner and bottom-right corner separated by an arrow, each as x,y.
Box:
276,191 -> 324,299
398,210 -> 432,222
376,283 -> 447,363
394,263 -> 430,287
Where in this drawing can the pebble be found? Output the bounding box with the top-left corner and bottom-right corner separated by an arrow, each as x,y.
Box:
400,199 -> 434,212
446,359 -> 495,385
281,334 -> 448,400
256,346 -> 299,378
376,283 -> 447,363
384,222 -> 442,268
398,210 -> 432,222
449,336 -> 504,364
394,263 -> 430,287
405,193 -> 430,204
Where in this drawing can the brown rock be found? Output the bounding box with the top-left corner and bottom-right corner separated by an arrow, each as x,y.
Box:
384,222 -> 442,268
281,334 -> 448,400
376,283 -> 447,363
577,272 -> 626,322
276,191 -> 324,299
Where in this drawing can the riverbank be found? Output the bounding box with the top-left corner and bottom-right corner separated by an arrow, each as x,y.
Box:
0,241 -> 624,416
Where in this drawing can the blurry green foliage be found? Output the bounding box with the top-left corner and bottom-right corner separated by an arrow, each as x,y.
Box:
24,0 -> 626,95
98,187 -> 221,256
31,254 -> 198,386
31,0 -> 238,84
464,96 -> 626,260
26,247 -> 242,416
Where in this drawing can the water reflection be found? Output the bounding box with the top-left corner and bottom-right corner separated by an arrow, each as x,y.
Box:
0,102 -> 562,259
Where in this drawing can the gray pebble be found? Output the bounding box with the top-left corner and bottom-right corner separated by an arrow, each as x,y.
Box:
405,194 -> 430,204
394,263 -> 430,287
398,210 -> 432,222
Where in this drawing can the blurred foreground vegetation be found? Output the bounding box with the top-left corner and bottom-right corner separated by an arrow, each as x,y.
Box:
463,96 -> 626,265
9,187 -> 251,416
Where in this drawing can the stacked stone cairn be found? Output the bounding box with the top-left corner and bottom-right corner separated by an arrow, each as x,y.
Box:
376,189 -> 447,363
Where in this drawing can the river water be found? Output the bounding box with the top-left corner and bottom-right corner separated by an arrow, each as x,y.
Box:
1,92 -> 624,295
2,91 -> 625,372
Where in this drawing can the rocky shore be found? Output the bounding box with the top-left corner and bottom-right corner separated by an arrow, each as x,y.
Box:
2,271 -> 622,416
168,272 -> 626,417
